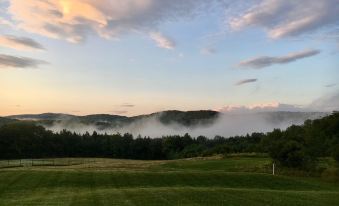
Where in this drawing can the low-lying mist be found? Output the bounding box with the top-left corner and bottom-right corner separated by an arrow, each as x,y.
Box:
43,112 -> 325,138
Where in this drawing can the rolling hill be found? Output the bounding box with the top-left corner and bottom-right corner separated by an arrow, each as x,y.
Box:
7,110 -> 220,128
6,110 -> 327,136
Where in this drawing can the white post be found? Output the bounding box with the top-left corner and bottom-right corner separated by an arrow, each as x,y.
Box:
273,163 -> 275,175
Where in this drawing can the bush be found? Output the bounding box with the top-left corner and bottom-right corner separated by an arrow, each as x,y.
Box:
321,168 -> 339,182
270,140 -> 314,169
332,145 -> 339,164
180,144 -> 206,158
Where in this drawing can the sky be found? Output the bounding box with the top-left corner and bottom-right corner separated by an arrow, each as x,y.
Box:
0,0 -> 338,116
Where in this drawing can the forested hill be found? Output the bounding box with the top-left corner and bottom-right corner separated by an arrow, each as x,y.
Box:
6,110 -> 220,128
0,117 -> 16,127
131,110 -> 219,126
6,110 -> 324,130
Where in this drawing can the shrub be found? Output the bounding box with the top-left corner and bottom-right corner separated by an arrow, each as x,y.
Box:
270,140 -> 314,169
332,145 -> 339,164
180,144 -> 206,158
321,168 -> 339,182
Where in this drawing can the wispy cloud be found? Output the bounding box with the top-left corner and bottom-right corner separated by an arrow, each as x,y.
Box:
325,84 -> 336,88
229,0 -> 339,39
150,32 -> 175,49
235,78 -> 257,86
0,17 -> 14,28
0,35 -> 45,51
0,54 -> 48,69
120,103 -> 135,108
201,47 -> 217,55
238,49 -> 320,69
110,110 -> 128,115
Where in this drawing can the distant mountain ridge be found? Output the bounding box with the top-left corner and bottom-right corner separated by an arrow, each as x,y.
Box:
6,110 -> 326,129
6,110 -> 220,129
3,110 -> 330,137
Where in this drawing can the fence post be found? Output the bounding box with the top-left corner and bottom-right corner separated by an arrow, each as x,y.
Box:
273,163 -> 275,175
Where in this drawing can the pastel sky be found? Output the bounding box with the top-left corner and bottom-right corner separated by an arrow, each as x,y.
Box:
0,0 -> 338,116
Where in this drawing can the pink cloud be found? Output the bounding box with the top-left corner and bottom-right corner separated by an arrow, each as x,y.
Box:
218,102 -> 303,113
6,0 -> 220,44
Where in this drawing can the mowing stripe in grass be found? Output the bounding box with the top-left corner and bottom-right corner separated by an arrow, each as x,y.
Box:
0,171 -> 338,191
1,187 -> 337,206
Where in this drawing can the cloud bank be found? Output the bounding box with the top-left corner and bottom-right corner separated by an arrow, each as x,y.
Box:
45,111 -> 325,138
238,49 -> 320,69
229,0 -> 339,39
3,0 -> 338,46
0,54 -> 47,68
37,93 -> 339,138
218,102 -> 304,113
6,0 -> 223,44
0,35 -> 45,51
308,91 -> 339,112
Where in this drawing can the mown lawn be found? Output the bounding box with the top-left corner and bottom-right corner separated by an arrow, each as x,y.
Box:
155,156 -> 272,172
0,157 -> 338,206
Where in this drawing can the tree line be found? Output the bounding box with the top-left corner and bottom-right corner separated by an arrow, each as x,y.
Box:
0,112 -> 338,168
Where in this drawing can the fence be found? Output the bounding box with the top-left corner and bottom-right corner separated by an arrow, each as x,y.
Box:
0,158 -> 96,168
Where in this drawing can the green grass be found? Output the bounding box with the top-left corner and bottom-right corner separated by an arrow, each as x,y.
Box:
0,157 -> 338,206
155,157 -> 272,173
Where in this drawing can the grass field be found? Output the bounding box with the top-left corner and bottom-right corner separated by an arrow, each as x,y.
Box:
0,156 -> 338,206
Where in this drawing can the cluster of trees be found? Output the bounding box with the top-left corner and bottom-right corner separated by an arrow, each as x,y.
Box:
0,121 -> 262,160
0,112 -> 338,169
263,112 -> 339,168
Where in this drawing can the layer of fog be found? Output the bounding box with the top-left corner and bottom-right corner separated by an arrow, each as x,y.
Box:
44,112 -> 326,138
